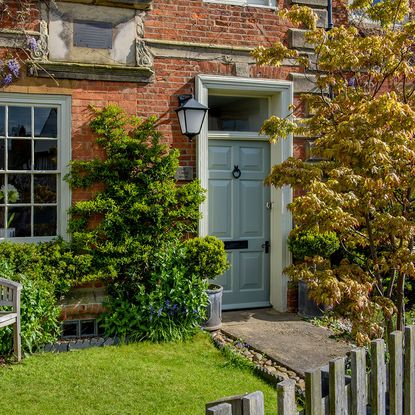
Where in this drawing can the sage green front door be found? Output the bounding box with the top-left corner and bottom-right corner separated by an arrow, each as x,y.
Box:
208,140 -> 271,309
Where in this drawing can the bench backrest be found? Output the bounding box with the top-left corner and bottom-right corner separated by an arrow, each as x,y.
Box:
0,278 -> 22,308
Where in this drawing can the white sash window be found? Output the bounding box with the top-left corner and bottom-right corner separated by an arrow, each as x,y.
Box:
0,94 -> 71,242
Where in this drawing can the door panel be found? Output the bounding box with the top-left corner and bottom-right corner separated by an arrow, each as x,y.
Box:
208,140 -> 270,309
240,180 -> 264,237
208,180 -> 232,238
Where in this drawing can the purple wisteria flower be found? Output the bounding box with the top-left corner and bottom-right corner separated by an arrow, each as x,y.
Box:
2,74 -> 13,86
27,37 -> 38,52
7,59 -> 20,78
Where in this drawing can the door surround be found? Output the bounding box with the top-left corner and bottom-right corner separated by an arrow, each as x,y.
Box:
195,75 -> 293,312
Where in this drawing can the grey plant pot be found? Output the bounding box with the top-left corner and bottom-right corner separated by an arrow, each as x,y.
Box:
204,284 -> 223,331
298,280 -> 324,318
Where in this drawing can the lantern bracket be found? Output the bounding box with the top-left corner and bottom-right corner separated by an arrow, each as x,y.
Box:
178,94 -> 193,106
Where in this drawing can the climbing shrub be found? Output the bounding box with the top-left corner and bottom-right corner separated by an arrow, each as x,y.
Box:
68,105 -> 208,341
66,105 -> 205,284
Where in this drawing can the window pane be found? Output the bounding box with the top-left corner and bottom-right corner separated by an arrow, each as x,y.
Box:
34,108 -> 58,138
0,107 -> 5,136
80,319 -> 96,336
8,107 -> 32,137
0,139 -> 4,170
34,206 -> 57,236
34,175 -> 56,203
34,140 -> 58,170
8,139 -> 31,170
0,175 -> 4,205
8,174 -> 31,203
8,206 -> 31,237
0,207 -> 4,234
208,96 -> 268,132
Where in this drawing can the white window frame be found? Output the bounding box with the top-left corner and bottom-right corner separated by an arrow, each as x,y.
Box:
196,75 -> 293,312
0,93 -> 71,242
203,0 -> 277,9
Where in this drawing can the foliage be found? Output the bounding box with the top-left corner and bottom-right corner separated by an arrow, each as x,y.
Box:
0,261 -> 61,356
100,244 -> 208,342
183,236 -> 230,282
253,0 -> 415,344
0,239 -> 93,297
0,239 -> 93,356
288,231 -> 340,261
66,105 -> 205,284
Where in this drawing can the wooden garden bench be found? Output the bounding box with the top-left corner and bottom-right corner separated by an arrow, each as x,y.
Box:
0,278 -> 22,361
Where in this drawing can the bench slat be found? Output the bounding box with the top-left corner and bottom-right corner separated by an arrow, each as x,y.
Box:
0,312 -> 17,328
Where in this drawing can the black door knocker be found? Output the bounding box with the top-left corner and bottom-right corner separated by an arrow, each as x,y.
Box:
232,165 -> 242,179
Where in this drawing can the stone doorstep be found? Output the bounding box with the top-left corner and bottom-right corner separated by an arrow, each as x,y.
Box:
212,331 -> 306,393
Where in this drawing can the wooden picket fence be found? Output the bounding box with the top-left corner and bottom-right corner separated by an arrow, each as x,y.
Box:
206,326 -> 415,415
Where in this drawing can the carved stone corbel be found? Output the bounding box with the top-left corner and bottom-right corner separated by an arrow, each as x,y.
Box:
135,11 -> 153,67
30,21 -> 49,61
30,3 -> 49,61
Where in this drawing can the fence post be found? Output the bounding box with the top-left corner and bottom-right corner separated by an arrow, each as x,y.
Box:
405,326 -> 415,415
329,357 -> 347,415
242,391 -> 264,415
371,339 -> 386,415
351,348 -> 367,415
277,379 -> 297,415
389,331 -> 403,415
206,403 -> 233,415
305,369 -> 322,415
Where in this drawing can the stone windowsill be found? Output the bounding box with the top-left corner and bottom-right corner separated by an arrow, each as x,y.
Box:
31,61 -> 154,83
56,0 -> 152,10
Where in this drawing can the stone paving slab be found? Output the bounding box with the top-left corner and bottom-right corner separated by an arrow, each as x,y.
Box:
222,308 -> 352,376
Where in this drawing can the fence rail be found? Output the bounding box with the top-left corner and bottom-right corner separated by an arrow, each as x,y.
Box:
206,326 -> 415,415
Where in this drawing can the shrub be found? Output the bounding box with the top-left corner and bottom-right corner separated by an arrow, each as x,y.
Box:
0,261 -> 61,355
288,231 -> 340,261
66,106 -> 208,342
183,236 -> 230,283
0,239 -> 93,297
100,244 -> 208,342
66,105 -> 205,284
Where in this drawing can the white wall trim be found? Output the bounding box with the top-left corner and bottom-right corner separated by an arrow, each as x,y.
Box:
195,75 -> 293,312
0,93 -> 72,242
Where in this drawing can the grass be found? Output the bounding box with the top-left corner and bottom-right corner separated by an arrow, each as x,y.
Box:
0,332 -> 277,415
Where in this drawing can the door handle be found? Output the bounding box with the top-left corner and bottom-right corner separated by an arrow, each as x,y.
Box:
262,241 -> 270,254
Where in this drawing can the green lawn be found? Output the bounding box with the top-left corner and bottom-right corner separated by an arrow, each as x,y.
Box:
0,332 -> 276,415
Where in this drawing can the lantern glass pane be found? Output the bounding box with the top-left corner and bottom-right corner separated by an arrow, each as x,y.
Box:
177,109 -> 187,135
185,109 -> 206,135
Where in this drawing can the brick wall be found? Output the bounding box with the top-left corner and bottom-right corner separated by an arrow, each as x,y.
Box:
145,0 -> 291,48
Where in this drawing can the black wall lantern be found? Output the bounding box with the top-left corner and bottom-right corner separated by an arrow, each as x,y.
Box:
175,94 -> 209,141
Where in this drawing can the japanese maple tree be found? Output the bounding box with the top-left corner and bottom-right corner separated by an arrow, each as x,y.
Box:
253,0 -> 415,343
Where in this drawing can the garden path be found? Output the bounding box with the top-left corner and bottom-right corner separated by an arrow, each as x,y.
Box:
222,308 -> 352,376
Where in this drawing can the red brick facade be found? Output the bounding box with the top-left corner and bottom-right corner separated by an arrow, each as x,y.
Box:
0,0 -> 342,316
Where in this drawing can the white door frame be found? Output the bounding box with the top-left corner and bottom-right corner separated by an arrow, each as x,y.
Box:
195,75 -> 293,312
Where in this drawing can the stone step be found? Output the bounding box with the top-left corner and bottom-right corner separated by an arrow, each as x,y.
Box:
289,0 -> 328,8
289,29 -> 314,51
